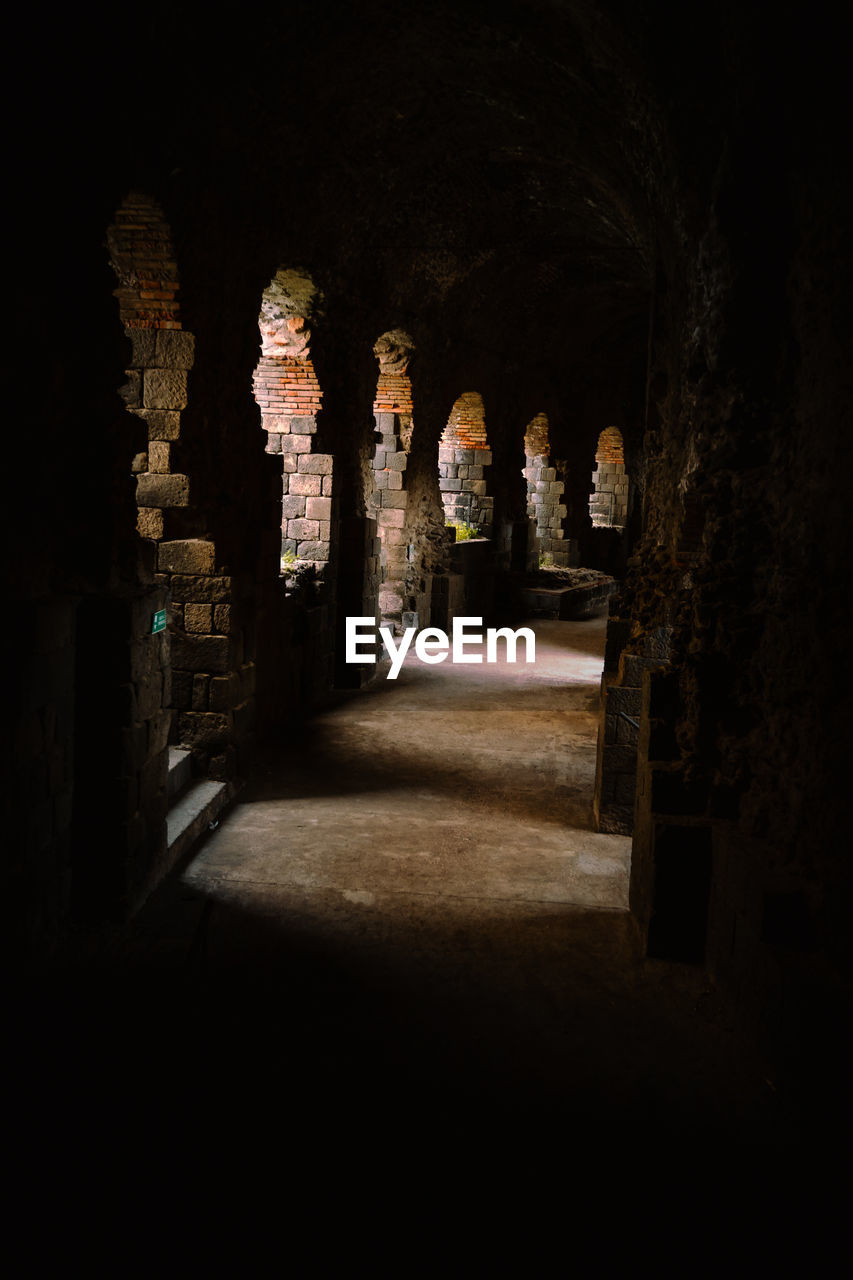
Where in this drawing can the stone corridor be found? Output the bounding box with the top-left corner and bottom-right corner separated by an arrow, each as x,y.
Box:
66,616 -> 790,1159
10,3 -> 853,1219
182,616 -> 629,922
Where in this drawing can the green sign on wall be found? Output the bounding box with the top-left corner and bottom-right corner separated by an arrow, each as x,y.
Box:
152,608 -> 167,635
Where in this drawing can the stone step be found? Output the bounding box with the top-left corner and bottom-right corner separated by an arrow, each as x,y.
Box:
167,746 -> 193,801
166,779 -> 229,863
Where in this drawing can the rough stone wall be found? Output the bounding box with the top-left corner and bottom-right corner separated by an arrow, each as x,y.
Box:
368,344 -> 415,631
589,428 -> 628,529
371,408 -> 411,628
523,414 -> 569,565
252,356 -> 334,568
251,351 -> 337,696
439,394 -> 493,533
108,196 -> 257,786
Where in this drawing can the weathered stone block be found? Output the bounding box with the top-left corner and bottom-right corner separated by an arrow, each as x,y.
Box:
377,507 -> 405,528
155,329 -> 195,369
127,329 -> 156,366
381,490 -> 408,509
386,452 -> 406,471
177,711 -> 231,749
387,471 -> 403,490
288,518 -> 320,539
143,369 -> 188,410
280,434 -> 312,453
306,496 -> 331,520
158,540 -> 216,574
170,632 -> 231,673
213,604 -> 232,633
263,415 -> 289,434
168,573 -> 231,602
281,454 -> 297,473
185,603 -> 212,633
281,495 -> 306,519
137,507 -> 164,539
290,416 -> 317,434
137,472 -> 189,508
322,475 -> 334,495
290,473 -> 322,496
148,440 -> 170,473
298,454 -> 333,474
296,540 -> 330,561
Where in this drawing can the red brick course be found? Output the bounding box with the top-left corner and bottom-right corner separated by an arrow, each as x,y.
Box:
440,392 -> 489,449
107,194 -> 181,329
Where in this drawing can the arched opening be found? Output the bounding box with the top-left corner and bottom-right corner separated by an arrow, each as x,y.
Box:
253,270 -> 333,579
589,427 -> 628,529
438,392 -> 493,539
371,330 -> 415,633
523,412 -> 570,567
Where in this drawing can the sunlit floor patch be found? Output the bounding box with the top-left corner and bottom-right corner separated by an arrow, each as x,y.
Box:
183,615 -> 631,912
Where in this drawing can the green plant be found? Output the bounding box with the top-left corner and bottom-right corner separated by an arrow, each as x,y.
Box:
447,520 -> 480,541
281,548 -> 298,571
539,551 -> 555,568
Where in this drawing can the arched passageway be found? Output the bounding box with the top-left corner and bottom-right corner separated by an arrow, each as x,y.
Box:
589,427 -> 628,529
524,412 -> 571,566
9,0 -> 852,1176
438,392 -> 493,537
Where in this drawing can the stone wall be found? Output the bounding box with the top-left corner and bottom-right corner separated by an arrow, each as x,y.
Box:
439,393 -> 494,533
109,196 -> 256,785
523,416 -> 570,565
252,355 -> 334,572
371,410 -> 411,629
589,428 -> 628,529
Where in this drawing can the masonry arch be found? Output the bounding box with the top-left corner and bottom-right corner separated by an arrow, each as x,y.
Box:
523,412 -> 570,567
589,427 -> 628,530
438,392 -> 493,538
